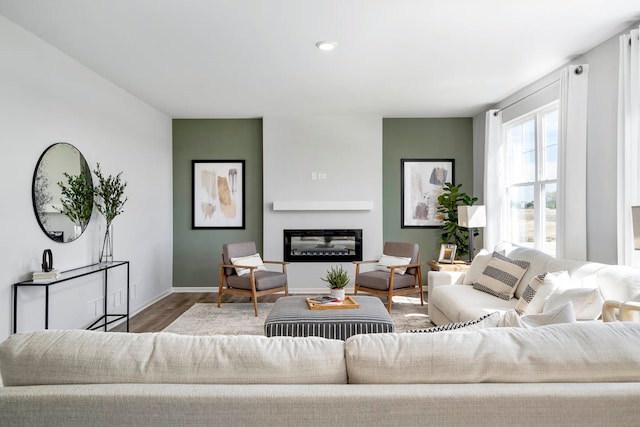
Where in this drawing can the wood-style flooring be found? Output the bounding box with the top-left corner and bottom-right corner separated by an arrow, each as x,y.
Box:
110,292 -> 292,333
112,291 -> 427,333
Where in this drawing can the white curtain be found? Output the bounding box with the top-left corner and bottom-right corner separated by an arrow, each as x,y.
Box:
617,26 -> 640,267
483,109 -> 505,251
484,65 -> 588,257
556,64 -> 589,261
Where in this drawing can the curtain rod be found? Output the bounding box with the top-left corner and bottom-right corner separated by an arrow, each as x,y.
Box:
492,66 -> 584,117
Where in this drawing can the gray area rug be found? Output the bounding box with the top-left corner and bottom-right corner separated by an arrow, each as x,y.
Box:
163,296 -> 432,336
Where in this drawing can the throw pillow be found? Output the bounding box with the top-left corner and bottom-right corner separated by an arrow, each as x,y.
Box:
462,249 -> 492,285
543,286 -> 604,320
472,252 -> 531,300
376,254 -> 412,275
230,253 -> 267,277
514,270 -> 571,315
500,302 -> 576,328
408,311 -> 501,333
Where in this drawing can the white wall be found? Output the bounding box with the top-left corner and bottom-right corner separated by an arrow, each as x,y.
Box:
473,23 -> 636,264
263,116 -> 383,291
0,16 -> 173,341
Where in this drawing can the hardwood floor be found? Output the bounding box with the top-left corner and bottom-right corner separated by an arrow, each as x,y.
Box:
111,291 -> 427,333
111,292 -> 290,333
113,291 -> 428,333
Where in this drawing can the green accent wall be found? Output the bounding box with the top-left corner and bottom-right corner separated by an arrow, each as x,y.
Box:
383,118 -> 473,262
172,119 -> 263,287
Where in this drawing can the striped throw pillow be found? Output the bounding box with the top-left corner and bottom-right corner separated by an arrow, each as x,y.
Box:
409,312 -> 501,333
473,252 -> 530,300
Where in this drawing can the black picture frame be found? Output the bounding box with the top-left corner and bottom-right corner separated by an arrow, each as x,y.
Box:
401,158 -> 455,228
192,160 -> 245,229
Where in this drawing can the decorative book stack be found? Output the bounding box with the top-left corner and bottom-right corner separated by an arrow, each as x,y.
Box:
32,270 -> 60,282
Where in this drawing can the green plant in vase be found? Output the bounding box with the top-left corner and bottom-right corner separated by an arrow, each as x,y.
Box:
93,163 -> 127,263
436,182 -> 478,259
56,164 -> 94,238
321,265 -> 350,300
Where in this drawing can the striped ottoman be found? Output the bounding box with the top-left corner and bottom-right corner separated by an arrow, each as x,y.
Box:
264,296 -> 394,340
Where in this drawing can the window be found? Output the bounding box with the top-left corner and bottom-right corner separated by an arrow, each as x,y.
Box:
503,103 -> 559,255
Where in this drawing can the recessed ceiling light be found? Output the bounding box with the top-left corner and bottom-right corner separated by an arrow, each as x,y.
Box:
315,41 -> 338,51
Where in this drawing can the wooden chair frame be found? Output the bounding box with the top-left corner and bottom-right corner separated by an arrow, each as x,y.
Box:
353,253 -> 423,313
218,255 -> 289,316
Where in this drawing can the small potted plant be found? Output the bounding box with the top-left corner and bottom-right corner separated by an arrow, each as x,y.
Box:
321,265 -> 350,301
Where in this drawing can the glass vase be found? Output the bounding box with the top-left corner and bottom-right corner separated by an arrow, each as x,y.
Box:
99,224 -> 114,264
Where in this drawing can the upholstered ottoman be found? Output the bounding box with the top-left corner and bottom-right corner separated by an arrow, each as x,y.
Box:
264,296 -> 393,340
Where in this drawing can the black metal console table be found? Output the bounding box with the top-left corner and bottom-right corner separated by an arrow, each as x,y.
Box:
13,261 -> 129,334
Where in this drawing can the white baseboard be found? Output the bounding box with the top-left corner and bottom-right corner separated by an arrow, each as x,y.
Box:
172,286 -> 330,294
105,289 -> 172,331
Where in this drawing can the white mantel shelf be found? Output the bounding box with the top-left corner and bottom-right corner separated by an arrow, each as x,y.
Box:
272,201 -> 373,211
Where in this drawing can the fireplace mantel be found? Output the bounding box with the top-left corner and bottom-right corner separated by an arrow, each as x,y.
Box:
272,201 -> 373,211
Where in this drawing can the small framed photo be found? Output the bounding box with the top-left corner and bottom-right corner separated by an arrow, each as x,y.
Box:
192,160 -> 245,229
438,244 -> 457,264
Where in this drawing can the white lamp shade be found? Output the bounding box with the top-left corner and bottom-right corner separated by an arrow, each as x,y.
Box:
458,205 -> 486,228
633,206 -> 640,250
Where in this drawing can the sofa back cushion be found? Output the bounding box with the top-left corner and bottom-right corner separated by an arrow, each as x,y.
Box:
345,322 -> 640,384
0,330 -> 347,386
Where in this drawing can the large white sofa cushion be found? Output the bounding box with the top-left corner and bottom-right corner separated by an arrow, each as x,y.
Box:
345,322 -> 640,384
430,283 -> 518,322
0,330 -> 347,386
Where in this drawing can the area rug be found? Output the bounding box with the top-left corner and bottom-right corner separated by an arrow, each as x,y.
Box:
163,296 -> 432,336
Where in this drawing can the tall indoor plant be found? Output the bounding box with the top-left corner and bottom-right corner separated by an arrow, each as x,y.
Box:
436,182 -> 477,259
93,163 -> 127,263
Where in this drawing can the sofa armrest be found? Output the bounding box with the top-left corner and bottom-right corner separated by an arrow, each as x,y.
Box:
427,271 -> 466,297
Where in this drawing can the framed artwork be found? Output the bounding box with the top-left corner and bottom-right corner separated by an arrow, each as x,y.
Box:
401,158 -> 455,228
438,244 -> 457,264
192,160 -> 245,229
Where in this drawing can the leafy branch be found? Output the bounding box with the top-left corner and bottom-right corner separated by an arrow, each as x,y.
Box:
56,164 -> 93,227
93,163 -> 128,228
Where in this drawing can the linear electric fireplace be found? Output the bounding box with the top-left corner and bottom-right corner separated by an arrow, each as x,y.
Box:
284,229 -> 362,262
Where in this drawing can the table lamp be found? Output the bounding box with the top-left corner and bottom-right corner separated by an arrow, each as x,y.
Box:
458,205 -> 486,263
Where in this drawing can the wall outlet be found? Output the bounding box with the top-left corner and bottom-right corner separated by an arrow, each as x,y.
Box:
311,172 -> 317,180
318,172 -> 327,179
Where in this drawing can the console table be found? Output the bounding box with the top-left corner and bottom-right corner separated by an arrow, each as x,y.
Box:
13,261 -> 129,334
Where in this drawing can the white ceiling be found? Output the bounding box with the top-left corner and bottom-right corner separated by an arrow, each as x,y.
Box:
1,0 -> 639,118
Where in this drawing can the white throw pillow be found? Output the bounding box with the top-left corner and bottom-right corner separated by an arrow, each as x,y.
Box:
462,249 -> 492,285
376,254 -> 412,275
515,270 -> 571,315
500,303 -> 576,328
543,287 -> 604,320
231,253 -> 267,276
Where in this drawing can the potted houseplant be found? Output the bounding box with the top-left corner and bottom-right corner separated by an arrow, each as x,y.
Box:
321,264 -> 350,301
436,182 -> 478,259
56,164 -> 94,240
93,163 -> 127,263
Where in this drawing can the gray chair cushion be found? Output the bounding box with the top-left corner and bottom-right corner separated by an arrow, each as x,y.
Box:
356,270 -> 417,290
228,270 -> 288,291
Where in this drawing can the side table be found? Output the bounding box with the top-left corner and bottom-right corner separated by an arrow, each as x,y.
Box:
427,260 -> 471,272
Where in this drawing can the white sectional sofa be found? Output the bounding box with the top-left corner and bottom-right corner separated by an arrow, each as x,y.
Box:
2,326 -> 640,426
428,243 -> 640,326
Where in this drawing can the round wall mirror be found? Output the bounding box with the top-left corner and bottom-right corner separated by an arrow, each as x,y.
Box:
32,143 -> 93,242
